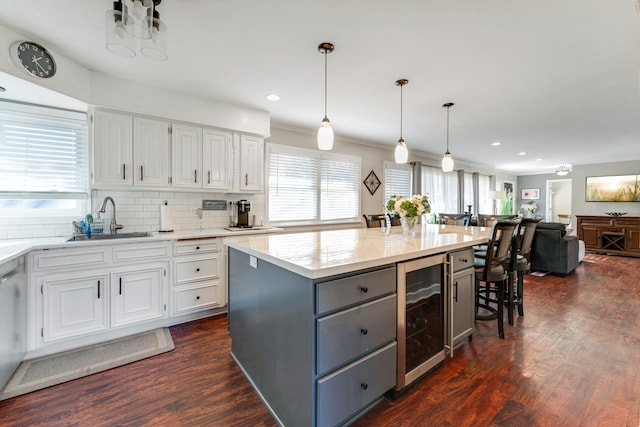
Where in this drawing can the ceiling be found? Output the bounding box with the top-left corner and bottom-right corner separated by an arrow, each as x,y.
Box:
1,0 -> 640,175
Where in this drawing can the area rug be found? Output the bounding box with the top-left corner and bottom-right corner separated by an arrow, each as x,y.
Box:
0,328 -> 174,401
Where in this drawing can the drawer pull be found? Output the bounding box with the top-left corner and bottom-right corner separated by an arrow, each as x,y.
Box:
196,296 -> 200,300
359,286 -> 368,293
196,246 -> 200,250
360,328 -> 368,335
196,268 -> 200,272
460,258 -> 468,263
360,383 -> 368,390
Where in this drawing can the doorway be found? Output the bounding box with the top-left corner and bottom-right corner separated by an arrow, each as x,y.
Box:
546,179 -> 572,225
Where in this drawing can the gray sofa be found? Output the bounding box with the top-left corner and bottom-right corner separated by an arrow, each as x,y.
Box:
530,222 -> 579,276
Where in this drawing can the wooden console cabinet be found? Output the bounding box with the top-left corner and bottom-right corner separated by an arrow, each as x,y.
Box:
576,215 -> 640,257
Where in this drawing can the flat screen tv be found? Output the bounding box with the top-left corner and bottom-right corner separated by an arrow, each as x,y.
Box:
585,174 -> 640,202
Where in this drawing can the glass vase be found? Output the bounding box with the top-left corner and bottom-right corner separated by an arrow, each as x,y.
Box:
400,216 -> 418,232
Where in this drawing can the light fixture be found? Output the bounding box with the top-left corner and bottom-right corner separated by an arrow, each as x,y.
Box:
556,165 -> 572,176
266,94 -> 280,102
105,0 -> 167,61
394,79 -> 409,164
442,102 -> 455,172
317,42 -> 334,151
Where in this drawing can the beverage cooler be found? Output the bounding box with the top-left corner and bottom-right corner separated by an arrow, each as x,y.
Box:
395,253 -> 446,391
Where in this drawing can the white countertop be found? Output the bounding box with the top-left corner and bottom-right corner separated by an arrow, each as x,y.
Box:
223,224 -> 491,279
0,227 -> 281,265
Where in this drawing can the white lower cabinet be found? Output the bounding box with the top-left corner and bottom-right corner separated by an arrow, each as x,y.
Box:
30,242 -> 171,351
172,238 -> 225,316
42,272 -> 109,343
111,264 -> 167,327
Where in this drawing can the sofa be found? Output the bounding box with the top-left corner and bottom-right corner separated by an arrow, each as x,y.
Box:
530,222 -> 580,276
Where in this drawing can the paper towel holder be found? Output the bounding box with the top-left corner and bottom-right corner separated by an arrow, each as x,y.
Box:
159,200 -> 174,233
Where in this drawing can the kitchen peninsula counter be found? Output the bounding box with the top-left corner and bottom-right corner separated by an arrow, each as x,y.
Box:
224,224 -> 491,427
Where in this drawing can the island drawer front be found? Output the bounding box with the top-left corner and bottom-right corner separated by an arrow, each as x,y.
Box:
174,282 -> 220,314
316,294 -> 396,375
174,239 -> 219,256
317,342 -> 397,427
316,266 -> 396,315
450,248 -> 474,273
175,256 -> 219,284
112,242 -> 171,262
32,248 -> 108,271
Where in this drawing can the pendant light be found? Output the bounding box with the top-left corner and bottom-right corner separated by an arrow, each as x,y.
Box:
317,42 -> 334,151
394,79 -> 409,164
442,102 -> 455,172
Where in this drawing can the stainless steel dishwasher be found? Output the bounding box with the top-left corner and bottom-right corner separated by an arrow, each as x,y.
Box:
0,255 -> 27,389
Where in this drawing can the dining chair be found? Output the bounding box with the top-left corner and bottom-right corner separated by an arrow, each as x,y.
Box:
438,213 -> 472,226
363,214 -> 387,228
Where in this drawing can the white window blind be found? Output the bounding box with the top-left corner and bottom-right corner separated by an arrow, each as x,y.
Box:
0,102 -> 88,198
267,144 -> 360,224
384,162 -> 412,202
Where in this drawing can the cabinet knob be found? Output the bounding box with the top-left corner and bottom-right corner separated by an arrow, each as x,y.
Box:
196,268 -> 200,272
359,286 -> 368,293
196,246 -> 200,250
460,258 -> 468,263
196,296 -> 200,300
360,328 -> 368,335
360,383 -> 368,390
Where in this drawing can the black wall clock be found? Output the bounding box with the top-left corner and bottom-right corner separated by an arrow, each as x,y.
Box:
10,41 -> 57,79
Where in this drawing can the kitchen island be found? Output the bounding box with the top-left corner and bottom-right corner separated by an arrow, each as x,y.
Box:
224,224 -> 491,427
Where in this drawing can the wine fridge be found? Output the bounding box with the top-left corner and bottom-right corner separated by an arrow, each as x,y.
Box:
395,253 -> 446,391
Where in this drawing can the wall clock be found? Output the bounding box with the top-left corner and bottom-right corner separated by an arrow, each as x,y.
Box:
363,170 -> 381,195
10,41 -> 57,79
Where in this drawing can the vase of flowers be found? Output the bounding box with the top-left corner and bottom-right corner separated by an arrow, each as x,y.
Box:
386,194 -> 431,232
521,202 -> 538,218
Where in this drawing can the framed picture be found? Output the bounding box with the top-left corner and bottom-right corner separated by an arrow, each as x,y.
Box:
363,170 -> 381,195
521,188 -> 540,200
586,175 -> 640,202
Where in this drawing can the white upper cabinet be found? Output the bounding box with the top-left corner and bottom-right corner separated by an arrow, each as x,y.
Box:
92,111 -> 170,189
92,110 -> 133,186
172,124 -> 203,188
238,134 -> 264,193
203,129 -> 232,191
133,117 -> 170,187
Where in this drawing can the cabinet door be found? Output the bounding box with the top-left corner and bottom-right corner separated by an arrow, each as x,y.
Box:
203,129 -> 232,190
133,117 -> 170,187
92,110 -> 133,186
111,264 -> 167,327
452,269 -> 474,348
239,135 -> 263,192
43,273 -> 109,342
581,226 -> 600,249
627,229 -> 640,253
172,124 -> 202,188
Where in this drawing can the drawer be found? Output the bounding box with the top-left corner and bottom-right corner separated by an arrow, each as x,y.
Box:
317,342 -> 397,427
174,239 -> 219,256
316,266 -> 396,315
113,242 -> 171,262
450,248 -> 474,273
173,282 -> 221,314
317,294 -> 396,375
175,256 -> 219,284
32,248 -> 108,271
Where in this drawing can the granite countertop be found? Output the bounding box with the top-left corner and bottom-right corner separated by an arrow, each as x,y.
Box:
223,224 -> 491,279
0,227 -> 282,265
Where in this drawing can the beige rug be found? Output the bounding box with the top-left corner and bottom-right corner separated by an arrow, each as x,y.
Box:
0,328 -> 174,401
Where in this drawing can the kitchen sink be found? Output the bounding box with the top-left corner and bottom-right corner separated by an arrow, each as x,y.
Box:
66,232 -> 152,242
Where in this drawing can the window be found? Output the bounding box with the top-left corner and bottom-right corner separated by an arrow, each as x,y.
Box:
0,101 -> 88,217
478,174 -> 492,214
421,165 -> 459,215
383,161 -> 412,203
267,144 -> 360,224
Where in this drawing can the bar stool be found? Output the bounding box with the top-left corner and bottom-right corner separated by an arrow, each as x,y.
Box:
510,217 -> 540,320
474,220 -> 520,338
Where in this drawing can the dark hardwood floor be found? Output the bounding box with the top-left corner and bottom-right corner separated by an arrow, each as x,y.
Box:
1,253 -> 639,426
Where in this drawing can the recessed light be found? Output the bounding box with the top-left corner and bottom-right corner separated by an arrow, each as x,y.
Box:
518,151 -> 527,156
536,158 -> 543,161
491,141 -> 501,146
266,94 -> 280,102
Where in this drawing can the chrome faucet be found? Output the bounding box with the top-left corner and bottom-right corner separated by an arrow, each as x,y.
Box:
97,196 -> 124,234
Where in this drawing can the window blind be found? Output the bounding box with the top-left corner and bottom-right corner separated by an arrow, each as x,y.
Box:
384,162 -> 413,202
267,144 -> 360,224
0,102 -> 88,197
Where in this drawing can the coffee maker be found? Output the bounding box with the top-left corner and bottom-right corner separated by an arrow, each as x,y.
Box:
235,200 -> 251,228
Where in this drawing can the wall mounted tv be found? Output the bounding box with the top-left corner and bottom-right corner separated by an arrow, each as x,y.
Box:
585,174 -> 640,202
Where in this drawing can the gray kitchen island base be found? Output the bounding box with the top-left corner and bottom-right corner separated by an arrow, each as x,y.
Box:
228,247 -> 397,427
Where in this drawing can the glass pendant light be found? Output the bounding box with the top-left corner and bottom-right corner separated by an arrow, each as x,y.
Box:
317,42 -> 334,151
394,79 -> 409,164
105,0 -> 136,57
442,102 -> 455,172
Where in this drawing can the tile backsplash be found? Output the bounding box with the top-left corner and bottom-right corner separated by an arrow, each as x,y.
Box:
0,190 -> 265,239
